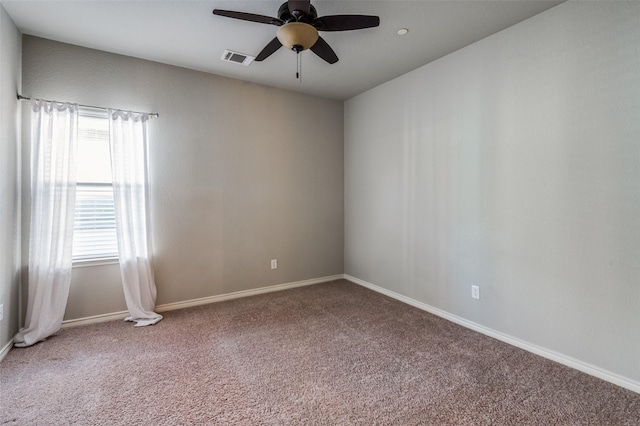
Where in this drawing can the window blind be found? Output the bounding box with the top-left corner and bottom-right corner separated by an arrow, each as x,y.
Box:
73,183 -> 118,261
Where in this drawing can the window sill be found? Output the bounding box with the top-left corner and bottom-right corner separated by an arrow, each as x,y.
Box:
72,257 -> 119,268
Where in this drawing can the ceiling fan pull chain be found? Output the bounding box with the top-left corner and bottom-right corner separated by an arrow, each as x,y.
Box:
296,51 -> 301,81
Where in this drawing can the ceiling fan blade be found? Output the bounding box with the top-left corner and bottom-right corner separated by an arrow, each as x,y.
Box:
314,15 -> 380,31
288,0 -> 311,15
213,9 -> 283,26
310,36 -> 338,64
255,37 -> 283,61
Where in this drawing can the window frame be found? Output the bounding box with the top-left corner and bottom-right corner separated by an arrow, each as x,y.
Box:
72,107 -> 119,266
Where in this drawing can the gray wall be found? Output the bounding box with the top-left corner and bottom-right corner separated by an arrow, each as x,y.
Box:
0,5 -> 21,353
21,36 -> 344,321
345,1 -> 640,384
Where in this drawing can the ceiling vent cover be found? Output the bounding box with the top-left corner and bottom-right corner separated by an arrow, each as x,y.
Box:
221,49 -> 255,66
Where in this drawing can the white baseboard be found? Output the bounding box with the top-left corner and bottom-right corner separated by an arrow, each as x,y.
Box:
57,272 -> 639,394
155,274 -> 344,313
61,310 -> 129,328
344,274 -> 640,395
0,339 -> 13,362
61,274 -> 344,329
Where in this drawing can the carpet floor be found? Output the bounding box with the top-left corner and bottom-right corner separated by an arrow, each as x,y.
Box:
1,279 -> 638,425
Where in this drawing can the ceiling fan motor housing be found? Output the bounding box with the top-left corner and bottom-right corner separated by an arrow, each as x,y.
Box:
277,2 -> 318,23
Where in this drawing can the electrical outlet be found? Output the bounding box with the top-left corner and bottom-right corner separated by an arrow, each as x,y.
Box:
271,259 -> 277,270
471,285 -> 480,300
0,304 -> 3,321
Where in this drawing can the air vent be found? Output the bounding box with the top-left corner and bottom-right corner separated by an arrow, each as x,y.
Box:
221,49 -> 255,66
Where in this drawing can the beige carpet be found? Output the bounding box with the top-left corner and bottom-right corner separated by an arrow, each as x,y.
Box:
1,279 -> 638,425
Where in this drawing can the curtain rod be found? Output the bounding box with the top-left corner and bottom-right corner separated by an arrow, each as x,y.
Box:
17,94 -> 159,118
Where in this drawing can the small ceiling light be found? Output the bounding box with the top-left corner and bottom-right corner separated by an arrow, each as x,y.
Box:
277,22 -> 319,53
397,28 -> 409,36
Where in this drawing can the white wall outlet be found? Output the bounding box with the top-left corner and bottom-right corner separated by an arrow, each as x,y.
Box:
271,259 -> 277,270
0,304 -> 3,321
471,285 -> 480,300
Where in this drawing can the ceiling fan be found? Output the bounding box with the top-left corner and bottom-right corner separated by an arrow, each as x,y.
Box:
212,0 -> 380,65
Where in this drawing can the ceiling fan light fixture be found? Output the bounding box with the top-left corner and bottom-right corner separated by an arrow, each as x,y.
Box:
276,22 -> 319,51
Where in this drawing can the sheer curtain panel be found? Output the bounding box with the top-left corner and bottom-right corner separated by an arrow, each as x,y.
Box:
109,109 -> 162,326
15,101 -> 78,347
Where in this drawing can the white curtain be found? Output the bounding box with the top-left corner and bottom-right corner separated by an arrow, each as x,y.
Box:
14,101 -> 78,347
108,109 -> 162,327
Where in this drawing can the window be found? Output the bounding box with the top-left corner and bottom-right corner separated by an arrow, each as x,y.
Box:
72,109 -> 118,262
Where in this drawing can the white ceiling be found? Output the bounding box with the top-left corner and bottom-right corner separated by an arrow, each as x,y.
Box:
1,0 -> 563,100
